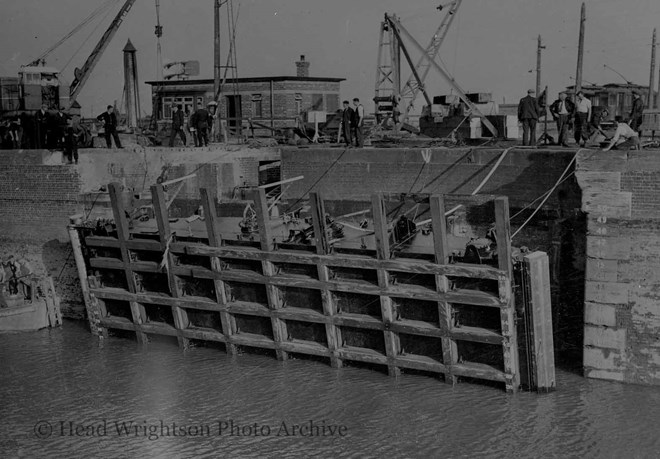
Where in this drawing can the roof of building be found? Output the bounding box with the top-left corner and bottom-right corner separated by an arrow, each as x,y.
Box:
565,82 -> 647,91
145,76 -> 345,86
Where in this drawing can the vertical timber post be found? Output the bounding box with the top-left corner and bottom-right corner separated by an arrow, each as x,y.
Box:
200,187 -> 237,355
371,193 -> 400,377
108,182 -> 147,344
67,225 -> 96,334
495,197 -> 519,393
523,251 -> 556,392
252,188 -> 288,361
151,184 -> 190,349
309,192 -> 341,368
430,194 -> 458,385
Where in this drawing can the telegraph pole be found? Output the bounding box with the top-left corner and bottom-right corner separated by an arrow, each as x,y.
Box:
536,35 -> 544,96
214,0 -> 221,141
650,28 -> 657,108
575,3 -> 586,94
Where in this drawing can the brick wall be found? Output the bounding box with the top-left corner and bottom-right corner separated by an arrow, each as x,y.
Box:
577,149 -> 660,384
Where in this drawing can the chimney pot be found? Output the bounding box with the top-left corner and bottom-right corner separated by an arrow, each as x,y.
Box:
296,55 -> 310,78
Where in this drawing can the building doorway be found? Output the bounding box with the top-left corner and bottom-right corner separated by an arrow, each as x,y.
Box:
226,95 -> 242,136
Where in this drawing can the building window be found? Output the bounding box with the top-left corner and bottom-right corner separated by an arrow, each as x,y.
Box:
251,94 -> 263,118
163,97 -> 173,118
197,96 -> 204,110
326,94 -> 339,112
295,93 -> 302,115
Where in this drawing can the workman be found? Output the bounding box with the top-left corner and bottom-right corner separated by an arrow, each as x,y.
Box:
602,117 -> 640,151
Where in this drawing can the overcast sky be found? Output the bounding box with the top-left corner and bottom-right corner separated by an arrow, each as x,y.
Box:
1,0 -> 659,117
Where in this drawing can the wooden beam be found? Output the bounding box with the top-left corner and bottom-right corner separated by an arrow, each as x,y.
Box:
430,194 -> 457,385
108,182 -> 146,342
494,196 -> 519,393
309,192 -> 341,368
200,187 -> 236,355
252,187 -> 287,360
371,193 -> 400,376
523,251 -> 556,392
151,183 -> 189,349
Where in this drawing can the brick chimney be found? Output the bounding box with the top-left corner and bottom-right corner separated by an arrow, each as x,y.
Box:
296,55 -> 310,78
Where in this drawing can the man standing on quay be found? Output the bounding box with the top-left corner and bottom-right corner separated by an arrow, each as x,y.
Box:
96,105 -> 123,148
169,104 -> 187,147
574,91 -> 591,147
518,89 -> 541,146
352,98 -> 365,148
549,92 -> 575,147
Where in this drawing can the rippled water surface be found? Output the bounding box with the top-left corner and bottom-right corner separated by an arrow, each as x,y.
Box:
1,321 -> 660,458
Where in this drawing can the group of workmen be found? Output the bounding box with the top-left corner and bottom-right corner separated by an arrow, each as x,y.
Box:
0,103 -> 88,164
168,103 -> 215,148
518,88 -> 644,151
340,98 -> 366,148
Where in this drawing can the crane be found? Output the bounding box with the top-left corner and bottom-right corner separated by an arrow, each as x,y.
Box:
68,0 -> 137,108
384,13 -> 498,137
399,1 -> 462,122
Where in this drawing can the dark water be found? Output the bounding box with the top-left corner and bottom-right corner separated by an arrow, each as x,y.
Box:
1,321 -> 659,459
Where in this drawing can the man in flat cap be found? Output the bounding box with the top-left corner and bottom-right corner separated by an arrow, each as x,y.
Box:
518,89 -> 541,146
629,90 -> 644,134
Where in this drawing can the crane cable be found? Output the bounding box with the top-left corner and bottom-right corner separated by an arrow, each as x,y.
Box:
34,0 -> 119,63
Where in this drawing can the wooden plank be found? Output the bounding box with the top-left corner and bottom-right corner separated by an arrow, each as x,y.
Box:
108,182 -> 138,293
334,314 -> 384,330
494,197 -> 519,393
395,355 -> 446,373
181,328 -> 228,343
450,326 -> 503,345
371,193 -> 390,260
523,252 -> 556,392
390,320 -> 443,338
309,192 -> 329,255
129,301 -> 148,344
371,193 -> 400,376
279,340 -> 331,358
252,187 -> 287,361
337,347 -> 389,366
200,188 -> 222,246
452,362 -> 506,383
430,194 -> 457,385
181,244 -> 505,280
151,183 -> 189,349
309,192 -> 340,367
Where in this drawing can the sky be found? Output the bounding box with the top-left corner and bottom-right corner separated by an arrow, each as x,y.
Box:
1,0 -> 659,117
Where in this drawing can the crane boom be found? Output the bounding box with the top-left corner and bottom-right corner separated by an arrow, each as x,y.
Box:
68,0 -> 137,107
386,14 -> 498,137
400,0 -> 462,117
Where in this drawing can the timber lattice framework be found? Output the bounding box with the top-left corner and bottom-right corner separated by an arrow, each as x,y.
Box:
73,182 -> 521,392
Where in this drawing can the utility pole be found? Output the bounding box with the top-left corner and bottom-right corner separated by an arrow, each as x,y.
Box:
536,35 -> 544,96
575,3 -> 586,94
650,28 -> 657,108
214,0 -> 221,141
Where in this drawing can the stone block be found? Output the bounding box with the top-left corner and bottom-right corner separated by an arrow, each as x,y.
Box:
585,281 -> 630,304
575,171 -> 621,192
584,326 -> 627,350
586,258 -> 618,282
584,347 -> 621,370
582,191 -> 632,218
586,236 -> 630,260
585,368 -> 625,382
584,303 -> 617,327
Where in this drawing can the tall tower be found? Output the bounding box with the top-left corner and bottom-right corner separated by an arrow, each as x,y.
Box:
123,39 -> 141,130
